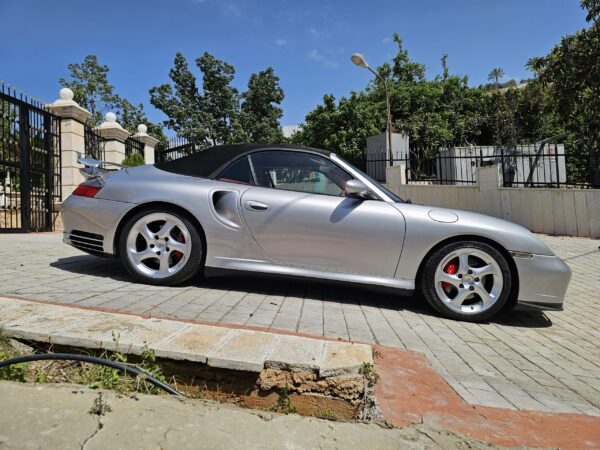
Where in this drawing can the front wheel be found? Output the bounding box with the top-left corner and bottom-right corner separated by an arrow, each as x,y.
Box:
421,241 -> 512,322
119,208 -> 204,286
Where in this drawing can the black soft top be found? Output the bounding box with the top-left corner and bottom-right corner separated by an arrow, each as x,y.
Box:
155,144 -> 331,179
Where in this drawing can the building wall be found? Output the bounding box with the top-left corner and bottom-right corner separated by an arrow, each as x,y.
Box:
386,165 -> 600,238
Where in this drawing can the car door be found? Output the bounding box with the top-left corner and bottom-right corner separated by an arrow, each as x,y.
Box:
239,150 -> 405,278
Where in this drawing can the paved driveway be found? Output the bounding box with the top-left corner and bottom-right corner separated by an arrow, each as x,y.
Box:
1,233 -> 599,415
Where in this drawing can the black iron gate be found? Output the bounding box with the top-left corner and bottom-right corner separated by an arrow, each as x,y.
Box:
155,136 -> 198,163
0,83 -> 61,232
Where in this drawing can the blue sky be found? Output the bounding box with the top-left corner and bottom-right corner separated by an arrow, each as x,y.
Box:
0,0 -> 588,127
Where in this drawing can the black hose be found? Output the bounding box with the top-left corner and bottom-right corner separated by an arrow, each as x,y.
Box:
0,353 -> 184,397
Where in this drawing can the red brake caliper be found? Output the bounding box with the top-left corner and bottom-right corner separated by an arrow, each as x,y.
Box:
172,231 -> 185,263
442,258 -> 458,294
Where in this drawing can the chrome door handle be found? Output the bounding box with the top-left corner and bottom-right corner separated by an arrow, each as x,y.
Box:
245,200 -> 270,211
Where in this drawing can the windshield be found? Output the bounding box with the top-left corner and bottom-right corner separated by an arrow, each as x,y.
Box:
332,155 -> 405,203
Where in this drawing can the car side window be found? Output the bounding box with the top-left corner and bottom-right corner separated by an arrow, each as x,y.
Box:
217,156 -> 254,185
249,151 -> 352,196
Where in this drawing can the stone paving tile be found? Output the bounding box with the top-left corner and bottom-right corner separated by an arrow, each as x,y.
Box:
1,232 -> 599,415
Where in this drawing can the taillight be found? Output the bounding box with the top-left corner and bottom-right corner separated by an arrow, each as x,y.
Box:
73,184 -> 102,197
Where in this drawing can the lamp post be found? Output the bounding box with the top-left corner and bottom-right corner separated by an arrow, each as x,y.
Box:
351,53 -> 393,166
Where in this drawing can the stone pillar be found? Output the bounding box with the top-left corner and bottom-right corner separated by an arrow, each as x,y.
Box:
385,164 -> 407,189
49,88 -> 91,199
478,164 -> 503,190
96,112 -> 130,165
134,124 -> 159,164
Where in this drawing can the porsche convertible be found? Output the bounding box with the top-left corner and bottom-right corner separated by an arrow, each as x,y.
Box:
61,144 -> 571,322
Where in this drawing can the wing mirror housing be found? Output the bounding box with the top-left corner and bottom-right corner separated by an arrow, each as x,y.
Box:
345,179 -> 370,199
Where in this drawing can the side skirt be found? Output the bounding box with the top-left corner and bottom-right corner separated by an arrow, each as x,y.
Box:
205,258 -> 415,295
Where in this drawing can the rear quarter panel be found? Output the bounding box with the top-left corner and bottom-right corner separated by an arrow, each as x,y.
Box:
95,165 -> 271,263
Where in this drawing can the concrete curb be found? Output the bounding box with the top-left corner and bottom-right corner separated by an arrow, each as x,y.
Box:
0,296 -> 372,375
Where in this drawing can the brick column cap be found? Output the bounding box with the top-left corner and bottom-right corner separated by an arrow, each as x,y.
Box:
97,112 -> 130,142
48,88 -> 91,123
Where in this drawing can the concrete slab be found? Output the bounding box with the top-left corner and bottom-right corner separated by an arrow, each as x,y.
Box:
320,341 -> 373,377
0,297 -> 374,377
0,382 -> 502,450
207,330 -> 279,372
0,299 -> 49,326
70,314 -> 189,355
1,306 -> 111,347
154,324 -> 231,363
265,334 -> 325,373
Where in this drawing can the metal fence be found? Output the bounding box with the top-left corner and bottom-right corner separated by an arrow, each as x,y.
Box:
84,122 -> 106,161
0,82 -> 61,232
125,135 -> 144,158
366,143 -> 600,189
155,136 -> 199,163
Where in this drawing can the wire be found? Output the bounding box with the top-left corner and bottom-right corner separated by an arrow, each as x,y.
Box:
0,353 -> 184,397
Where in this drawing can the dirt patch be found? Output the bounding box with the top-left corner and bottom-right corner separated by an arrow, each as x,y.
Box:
0,338 -> 368,422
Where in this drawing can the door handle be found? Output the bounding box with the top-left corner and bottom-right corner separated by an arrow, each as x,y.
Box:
245,200 -> 270,211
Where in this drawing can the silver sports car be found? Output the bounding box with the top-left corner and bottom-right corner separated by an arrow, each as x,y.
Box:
62,144 -> 571,322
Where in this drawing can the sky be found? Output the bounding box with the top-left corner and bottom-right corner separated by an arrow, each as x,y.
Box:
0,0 -> 589,128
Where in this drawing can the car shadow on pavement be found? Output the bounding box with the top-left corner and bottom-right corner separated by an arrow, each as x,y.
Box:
50,255 -> 552,329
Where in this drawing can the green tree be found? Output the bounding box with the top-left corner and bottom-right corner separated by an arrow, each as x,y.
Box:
59,55 -> 120,125
527,0 -> 600,185
149,53 -> 206,145
292,92 -> 384,167
487,68 -> 505,88
295,41 -> 490,163
59,55 -> 165,143
238,67 -> 285,144
150,52 -> 240,148
150,53 -> 286,147
196,52 -> 240,145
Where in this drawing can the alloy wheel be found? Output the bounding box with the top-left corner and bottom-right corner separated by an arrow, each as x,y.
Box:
125,213 -> 192,279
433,248 -> 504,315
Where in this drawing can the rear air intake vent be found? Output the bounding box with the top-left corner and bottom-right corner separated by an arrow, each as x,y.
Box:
68,230 -> 104,253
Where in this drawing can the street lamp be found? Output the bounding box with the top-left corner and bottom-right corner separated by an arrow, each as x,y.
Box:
351,53 -> 393,166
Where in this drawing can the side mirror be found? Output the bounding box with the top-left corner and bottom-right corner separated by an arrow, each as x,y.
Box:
345,179 -> 370,199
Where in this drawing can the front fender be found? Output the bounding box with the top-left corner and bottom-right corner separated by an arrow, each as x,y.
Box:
393,203 -> 553,281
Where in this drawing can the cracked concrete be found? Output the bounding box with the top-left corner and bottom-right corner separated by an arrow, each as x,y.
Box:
0,381 -> 512,449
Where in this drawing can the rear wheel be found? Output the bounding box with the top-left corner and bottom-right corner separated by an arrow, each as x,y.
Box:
119,208 -> 203,286
421,240 -> 512,322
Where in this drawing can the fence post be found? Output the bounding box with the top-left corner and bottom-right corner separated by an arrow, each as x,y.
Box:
96,112 -> 130,165
134,124 -> 159,164
48,88 -> 91,199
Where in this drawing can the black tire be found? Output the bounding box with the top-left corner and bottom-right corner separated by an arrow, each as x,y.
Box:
420,240 -> 512,322
118,207 -> 204,286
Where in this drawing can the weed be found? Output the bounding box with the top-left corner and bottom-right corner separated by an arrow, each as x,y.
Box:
372,348 -> 382,360
268,384 -> 297,415
135,345 -> 168,395
0,349 -> 27,382
320,408 -> 335,418
89,392 -> 112,416
0,331 -> 27,382
35,373 -> 48,383
359,362 -> 380,386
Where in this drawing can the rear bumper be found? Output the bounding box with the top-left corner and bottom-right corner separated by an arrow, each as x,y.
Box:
61,195 -> 132,255
514,253 -> 571,310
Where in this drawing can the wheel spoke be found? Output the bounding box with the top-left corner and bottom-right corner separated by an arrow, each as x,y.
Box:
458,254 -> 470,272
473,284 -> 494,304
437,271 -> 461,287
134,223 -> 155,244
472,264 -> 496,278
131,248 -> 155,264
158,253 -> 170,273
450,288 -> 471,307
158,220 -> 177,238
168,240 -> 187,255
